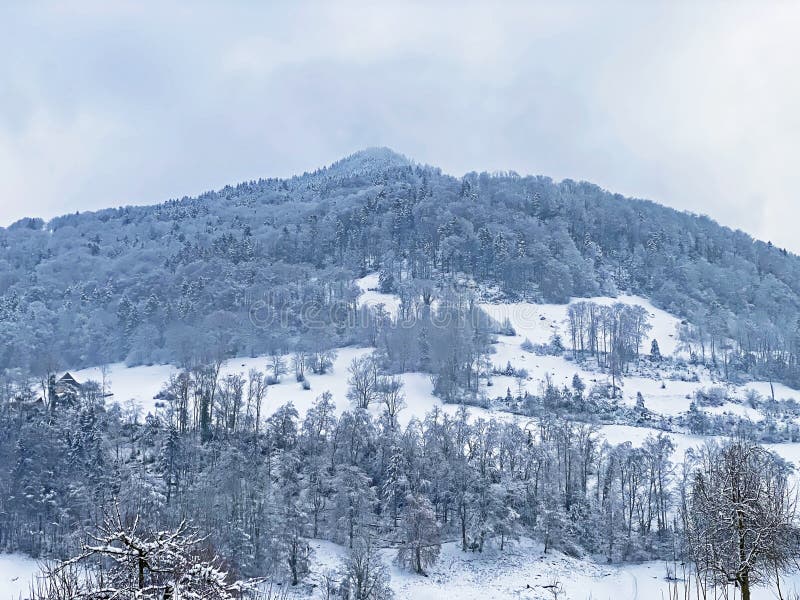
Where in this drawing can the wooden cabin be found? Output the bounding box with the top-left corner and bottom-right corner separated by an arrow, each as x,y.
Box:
55,372 -> 83,396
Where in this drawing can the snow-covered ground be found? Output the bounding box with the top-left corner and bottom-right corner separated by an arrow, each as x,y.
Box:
71,348 -> 374,421
0,553 -> 42,600
67,278 -> 800,433
71,348 -> 451,429
388,541 -> 800,600
287,537 -> 800,600
64,276 -> 800,465
355,272 -> 402,316
71,361 -> 174,416
480,289 -> 799,421
744,380 -> 800,402
480,293 -> 683,357
10,537 -> 797,600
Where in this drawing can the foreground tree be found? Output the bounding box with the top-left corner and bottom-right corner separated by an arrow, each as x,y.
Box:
32,507 -> 257,599
684,438 -> 800,600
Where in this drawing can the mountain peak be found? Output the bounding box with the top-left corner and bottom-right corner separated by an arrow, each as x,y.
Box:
326,147 -> 413,175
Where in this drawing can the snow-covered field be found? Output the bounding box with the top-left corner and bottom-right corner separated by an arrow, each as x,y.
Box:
390,543 -> 800,600
7,539 -> 800,600
71,348 -> 452,429
72,348 -> 371,422
356,272 -> 403,316
69,277 -> 800,435
40,276 -> 800,599
287,537 -> 800,600
0,553 -> 41,600
479,290 -> 799,424
480,293 -> 683,357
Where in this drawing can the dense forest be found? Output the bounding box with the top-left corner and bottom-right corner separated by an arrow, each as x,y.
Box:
2,147 -> 800,385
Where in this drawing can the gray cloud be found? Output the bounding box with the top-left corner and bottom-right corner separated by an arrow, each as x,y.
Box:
1,1 -> 798,250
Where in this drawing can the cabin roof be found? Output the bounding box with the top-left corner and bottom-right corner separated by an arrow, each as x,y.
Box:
59,372 -> 81,387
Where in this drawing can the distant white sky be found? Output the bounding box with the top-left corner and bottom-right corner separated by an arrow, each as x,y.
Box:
1,1 -> 799,250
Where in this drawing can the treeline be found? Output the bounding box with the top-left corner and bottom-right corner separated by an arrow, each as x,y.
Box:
566,301 -> 652,392
374,288 -> 495,404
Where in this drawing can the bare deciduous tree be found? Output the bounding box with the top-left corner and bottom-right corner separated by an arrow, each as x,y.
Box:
684,438 -> 800,600
32,506 -> 257,599
377,375 -> 405,428
347,355 -> 379,410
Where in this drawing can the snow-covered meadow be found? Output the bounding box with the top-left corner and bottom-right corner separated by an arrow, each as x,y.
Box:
6,542 -> 800,600
0,554 -> 42,600
281,537 -> 800,600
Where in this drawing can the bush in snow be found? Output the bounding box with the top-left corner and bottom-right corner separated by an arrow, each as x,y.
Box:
694,386 -> 728,407
745,389 -> 762,409
498,317 -> 516,336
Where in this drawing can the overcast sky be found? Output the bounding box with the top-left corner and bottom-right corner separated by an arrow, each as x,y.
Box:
1,1 -> 799,250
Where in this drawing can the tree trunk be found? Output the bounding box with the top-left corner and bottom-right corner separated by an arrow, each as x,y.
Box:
461,505 -> 467,552
740,570 -> 750,600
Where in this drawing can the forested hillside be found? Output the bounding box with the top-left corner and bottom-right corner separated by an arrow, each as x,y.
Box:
1,147 -> 799,386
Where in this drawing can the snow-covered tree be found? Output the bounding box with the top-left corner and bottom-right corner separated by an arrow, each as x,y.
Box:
684,439 -> 800,600
650,339 -> 662,362
340,535 -> 394,600
347,355 -> 379,409
397,493 -> 440,575
35,508 -> 255,599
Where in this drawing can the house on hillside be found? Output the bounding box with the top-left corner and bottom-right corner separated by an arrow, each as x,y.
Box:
20,372 -> 111,413
30,372 -> 85,409
56,372 -> 83,396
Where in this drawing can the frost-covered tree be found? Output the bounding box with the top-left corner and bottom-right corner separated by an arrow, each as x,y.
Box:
332,465 -> 377,548
340,535 -> 394,600
268,351 -> 288,383
650,339 -> 662,362
377,375 -> 405,429
684,439 -> 800,600
347,355 -> 379,410
35,508 -> 254,599
397,493 -> 440,575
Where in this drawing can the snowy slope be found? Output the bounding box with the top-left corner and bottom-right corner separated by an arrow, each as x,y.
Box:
355,273 -> 403,316
71,348 -> 453,428
7,536 -> 800,600
71,349 -> 375,421
480,294 -> 683,357
67,277 -> 800,461
284,537 -> 800,600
